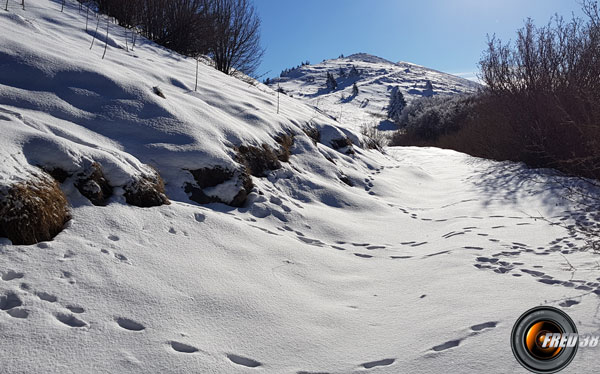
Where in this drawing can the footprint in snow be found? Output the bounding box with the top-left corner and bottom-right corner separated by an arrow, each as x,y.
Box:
354,253 -> 373,259
116,317 -> 145,331
0,292 -> 23,310
66,305 -> 85,314
1,270 -> 24,281
470,321 -> 498,331
361,358 -> 395,369
108,235 -> 120,241
431,339 -> 462,352
559,299 -> 580,308
55,313 -> 88,328
6,308 -> 29,319
36,291 -> 57,303
227,354 -> 262,368
194,213 -> 206,222
170,341 -> 199,353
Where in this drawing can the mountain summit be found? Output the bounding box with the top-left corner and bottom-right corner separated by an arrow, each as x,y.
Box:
268,53 -> 479,131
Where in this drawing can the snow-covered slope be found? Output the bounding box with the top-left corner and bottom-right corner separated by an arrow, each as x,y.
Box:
1,2 -> 599,374
268,53 -> 480,132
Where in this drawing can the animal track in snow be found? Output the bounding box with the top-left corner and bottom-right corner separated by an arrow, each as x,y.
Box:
116,317 -> 145,331
0,292 -> 23,310
55,313 -> 88,328
108,235 -> 120,241
431,339 -> 462,352
66,305 -> 85,314
194,213 -> 206,222
1,270 -> 24,281
361,358 -> 395,369
559,299 -> 580,308
170,341 -> 199,353
470,321 -> 498,331
227,354 -> 262,367
36,291 -> 57,303
6,308 -> 29,319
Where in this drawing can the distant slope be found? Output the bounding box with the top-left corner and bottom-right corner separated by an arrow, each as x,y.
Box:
268,53 -> 480,131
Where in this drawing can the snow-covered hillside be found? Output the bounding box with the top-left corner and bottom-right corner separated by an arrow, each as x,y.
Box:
268,53 -> 480,132
1,1 -> 599,374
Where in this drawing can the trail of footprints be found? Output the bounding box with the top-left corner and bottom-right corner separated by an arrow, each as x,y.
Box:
430,321 -> 498,353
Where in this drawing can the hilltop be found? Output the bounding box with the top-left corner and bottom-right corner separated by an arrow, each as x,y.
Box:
268,53 -> 479,131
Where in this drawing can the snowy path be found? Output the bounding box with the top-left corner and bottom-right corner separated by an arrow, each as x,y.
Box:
2,147 -> 599,373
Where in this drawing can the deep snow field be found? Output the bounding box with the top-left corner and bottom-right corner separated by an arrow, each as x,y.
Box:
1,1 -> 600,373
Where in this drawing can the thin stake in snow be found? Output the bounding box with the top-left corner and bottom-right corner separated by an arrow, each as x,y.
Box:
195,58 -> 199,92
85,5 -> 89,31
277,84 -> 280,114
61,0 -> 64,12
131,28 -> 137,51
89,16 -> 100,50
5,0 -> 8,12
102,15 -> 109,59
21,0 -> 24,10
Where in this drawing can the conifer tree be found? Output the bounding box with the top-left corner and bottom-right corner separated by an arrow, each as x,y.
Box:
326,72 -> 337,91
352,82 -> 359,96
388,87 -> 406,123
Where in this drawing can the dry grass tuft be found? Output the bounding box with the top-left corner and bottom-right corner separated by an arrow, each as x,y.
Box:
275,134 -> 294,162
235,144 -> 282,177
124,171 -> 170,207
185,166 -> 253,207
0,174 -> 71,245
75,162 -> 113,206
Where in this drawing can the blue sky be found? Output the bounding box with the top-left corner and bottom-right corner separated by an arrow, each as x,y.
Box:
254,0 -> 586,81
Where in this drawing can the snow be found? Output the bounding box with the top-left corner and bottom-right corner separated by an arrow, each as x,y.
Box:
269,53 -> 480,133
1,1 -> 599,373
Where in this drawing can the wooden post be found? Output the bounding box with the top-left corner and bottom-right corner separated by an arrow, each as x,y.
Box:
102,15 -> 109,59
90,16 -> 100,49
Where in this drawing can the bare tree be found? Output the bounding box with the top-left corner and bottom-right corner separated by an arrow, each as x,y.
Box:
209,0 -> 264,76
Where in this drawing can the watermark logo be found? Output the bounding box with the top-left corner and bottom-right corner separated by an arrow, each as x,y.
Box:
511,306 -> 589,373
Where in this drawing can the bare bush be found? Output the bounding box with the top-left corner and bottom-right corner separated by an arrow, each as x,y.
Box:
478,1 -> 600,178
360,123 -> 387,150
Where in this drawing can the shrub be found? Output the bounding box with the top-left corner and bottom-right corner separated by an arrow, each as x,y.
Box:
75,162 -> 113,206
360,123 -> 387,150
124,171 -> 170,207
235,144 -> 281,177
185,166 -> 252,207
275,134 -> 294,162
0,173 -> 70,245
302,123 -> 321,144
476,2 -> 600,178
389,94 -> 478,145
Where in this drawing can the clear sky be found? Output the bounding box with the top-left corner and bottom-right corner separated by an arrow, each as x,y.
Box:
254,0 -> 586,81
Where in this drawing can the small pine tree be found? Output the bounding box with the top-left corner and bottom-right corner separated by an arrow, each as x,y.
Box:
352,83 -> 359,96
349,65 -> 360,77
326,72 -> 337,91
388,87 -> 407,123
339,67 -> 346,78
425,80 -> 434,91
